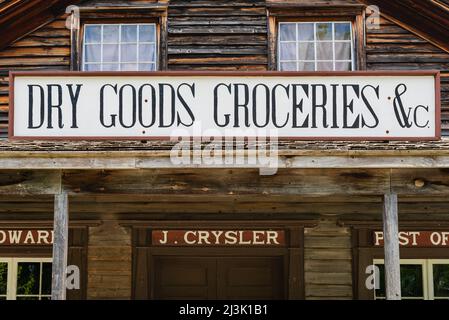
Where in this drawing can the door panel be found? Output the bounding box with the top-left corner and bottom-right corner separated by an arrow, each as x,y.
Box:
153,257 -> 217,299
217,257 -> 284,300
153,255 -> 285,300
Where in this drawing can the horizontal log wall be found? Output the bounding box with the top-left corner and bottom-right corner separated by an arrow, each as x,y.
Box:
366,16 -> 449,135
304,219 -> 353,300
167,0 -> 267,71
87,220 -> 132,299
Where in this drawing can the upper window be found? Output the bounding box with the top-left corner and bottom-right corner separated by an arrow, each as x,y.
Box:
82,23 -> 157,71
278,22 -> 354,71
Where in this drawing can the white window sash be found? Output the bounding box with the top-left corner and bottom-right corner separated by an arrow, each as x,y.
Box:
278,21 -> 355,71
0,257 -> 52,300
82,23 -> 157,72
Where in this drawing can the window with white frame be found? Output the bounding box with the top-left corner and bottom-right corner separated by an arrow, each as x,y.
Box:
374,259 -> 449,300
0,258 -> 52,300
83,23 -> 157,71
278,21 -> 354,71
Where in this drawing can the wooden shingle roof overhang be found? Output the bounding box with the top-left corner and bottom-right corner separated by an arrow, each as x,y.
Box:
0,0 -> 448,53
357,0 -> 449,53
0,0 -> 85,52
3,140 -> 449,170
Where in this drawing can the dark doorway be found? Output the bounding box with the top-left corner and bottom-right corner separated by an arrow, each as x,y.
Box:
153,256 -> 285,299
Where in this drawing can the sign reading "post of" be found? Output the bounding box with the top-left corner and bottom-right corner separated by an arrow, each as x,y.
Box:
9,71 -> 440,140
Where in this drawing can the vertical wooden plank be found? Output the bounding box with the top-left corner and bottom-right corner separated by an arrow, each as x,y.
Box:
354,12 -> 367,70
67,227 -> 88,300
267,14 -> 277,71
288,227 -> 304,299
51,192 -> 69,300
69,7 -> 80,71
288,248 -> 303,299
159,12 -> 168,71
382,193 -> 401,300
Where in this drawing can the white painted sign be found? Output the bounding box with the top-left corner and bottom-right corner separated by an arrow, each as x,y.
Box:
10,72 -> 440,140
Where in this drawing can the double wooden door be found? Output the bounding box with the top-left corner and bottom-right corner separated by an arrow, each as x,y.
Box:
153,256 -> 285,300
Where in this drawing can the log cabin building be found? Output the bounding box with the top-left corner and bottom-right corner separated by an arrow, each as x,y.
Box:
0,0 -> 449,301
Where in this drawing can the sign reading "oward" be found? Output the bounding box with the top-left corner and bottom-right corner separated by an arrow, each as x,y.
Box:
10,71 -> 440,140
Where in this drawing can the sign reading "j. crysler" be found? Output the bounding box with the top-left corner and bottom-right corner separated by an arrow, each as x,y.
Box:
9,71 -> 440,140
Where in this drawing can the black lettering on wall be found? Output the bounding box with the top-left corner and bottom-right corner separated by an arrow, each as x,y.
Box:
311,84 -> 329,129
67,84 -> 83,129
47,84 -> 63,129
233,83 -> 250,128
119,84 -> 137,128
177,83 -> 196,127
343,84 -> 360,129
214,83 -> 231,127
27,85 -> 45,129
252,84 -> 270,128
292,84 -> 309,128
361,85 -> 380,129
159,83 -> 176,128
100,84 -> 117,128
138,84 -> 156,128
271,84 -> 290,128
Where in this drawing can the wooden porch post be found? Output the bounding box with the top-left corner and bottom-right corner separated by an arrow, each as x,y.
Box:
382,193 -> 401,300
51,192 -> 69,300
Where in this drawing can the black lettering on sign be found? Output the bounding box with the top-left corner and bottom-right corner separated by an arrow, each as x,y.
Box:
28,84 -> 45,129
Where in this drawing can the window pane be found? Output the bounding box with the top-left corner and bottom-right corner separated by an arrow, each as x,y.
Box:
85,25 -> 101,43
103,44 -> 119,62
139,44 -> 156,62
0,263 -> 7,295
298,62 -> 315,71
401,265 -> 423,297
41,263 -> 52,295
280,43 -> 296,60
121,44 -> 137,62
139,63 -> 155,71
317,42 -> 333,60
335,61 -> 352,71
85,44 -> 101,63
298,42 -> 314,60
335,42 -> 351,60
85,64 -> 101,71
335,23 -> 351,40
139,25 -> 155,42
17,263 -> 40,295
280,24 -> 296,41
280,62 -> 296,71
375,264 -> 386,298
433,264 -> 449,298
122,25 -> 137,42
17,296 -> 39,300
102,64 -> 119,71
102,25 -> 119,43
298,23 -> 314,41
121,63 -> 138,71
376,264 -> 424,299
317,62 -> 333,71
316,23 -> 332,41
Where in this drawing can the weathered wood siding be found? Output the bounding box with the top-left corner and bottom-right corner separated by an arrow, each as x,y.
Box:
0,16 -> 70,137
304,220 -> 353,300
87,220 -> 132,299
167,0 -> 267,71
366,16 -> 449,135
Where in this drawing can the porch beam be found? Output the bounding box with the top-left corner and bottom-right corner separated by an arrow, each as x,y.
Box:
382,193 -> 401,300
51,192 -> 69,300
